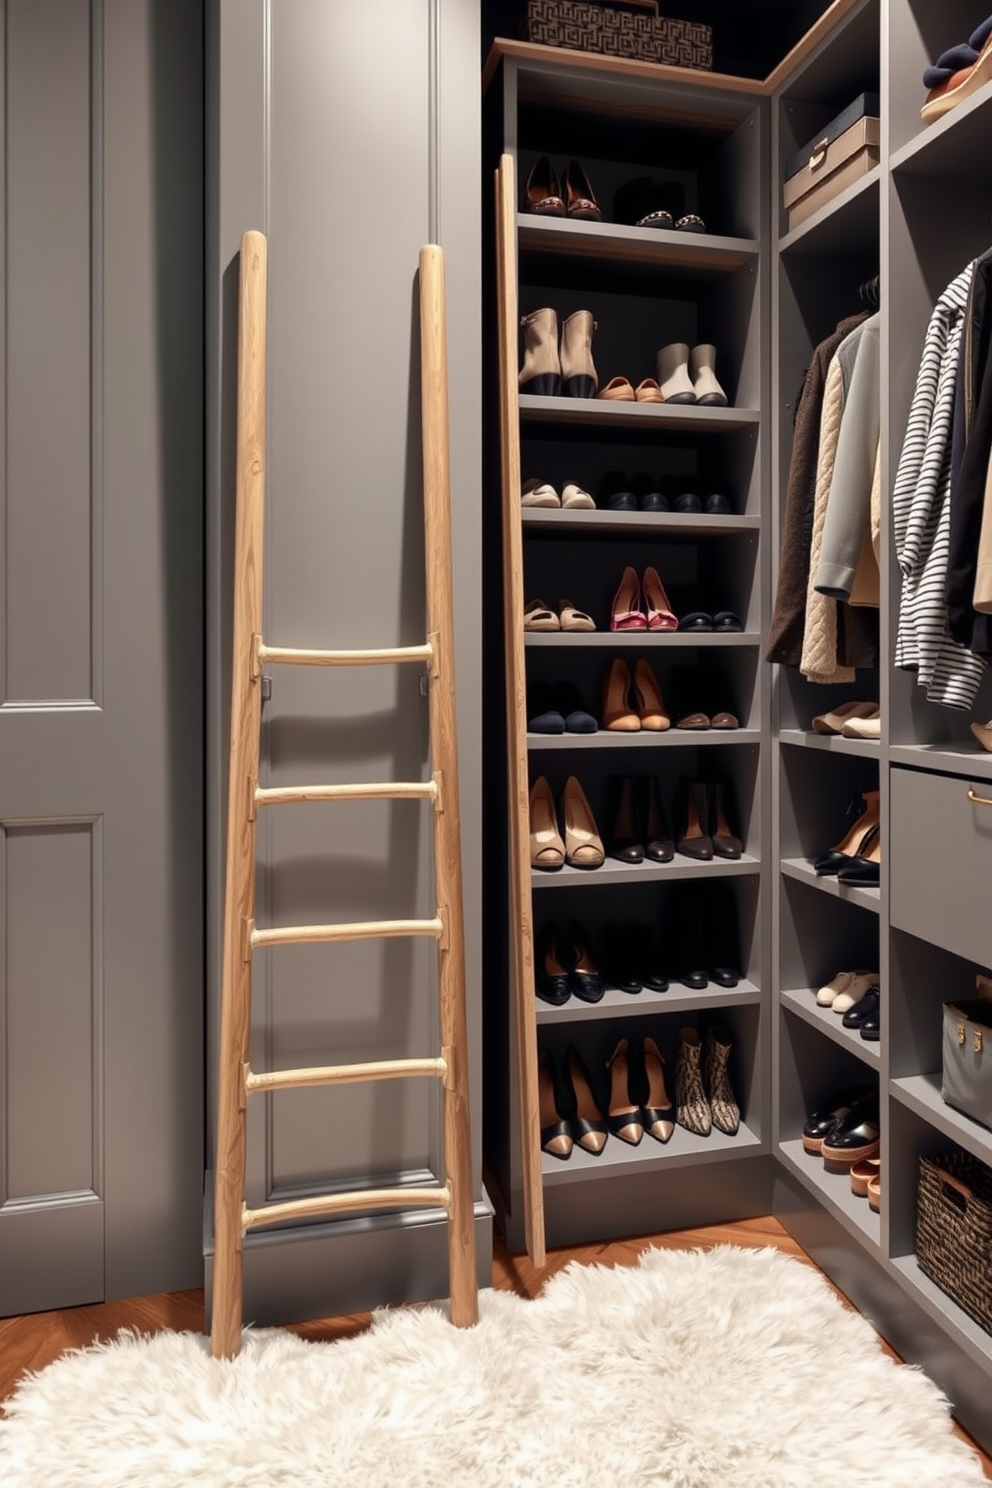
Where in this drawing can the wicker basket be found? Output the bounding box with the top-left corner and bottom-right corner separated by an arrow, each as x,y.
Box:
523,1 -> 713,70
917,1151 -> 992,1335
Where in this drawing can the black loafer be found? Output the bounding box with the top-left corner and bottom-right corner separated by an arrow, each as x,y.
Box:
678,612 -> 714,632
600,470 -> 635,511
801,1083 -> 875,1154
672,490 -> 703,514
631,472 -> 668,512
713,610 -> 742,632
821,1093 -> 880,1172
704,492 -> 732,515
527,681 -> 565,734
555,682 -> 598,734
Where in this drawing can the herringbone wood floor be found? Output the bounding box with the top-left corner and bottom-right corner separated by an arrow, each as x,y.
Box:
1,1216 -> 989,1475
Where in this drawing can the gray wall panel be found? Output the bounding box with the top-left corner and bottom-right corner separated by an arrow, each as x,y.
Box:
4,0 -> 93,704
4,823 -> 97,1199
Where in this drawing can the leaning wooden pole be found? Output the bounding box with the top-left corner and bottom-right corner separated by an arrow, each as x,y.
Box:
418,244 -> 479,1327
211,229 -> 268,1359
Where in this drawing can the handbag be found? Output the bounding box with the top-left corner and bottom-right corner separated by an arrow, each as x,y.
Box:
523,1 -> 713,70
941,973 -> 992,1131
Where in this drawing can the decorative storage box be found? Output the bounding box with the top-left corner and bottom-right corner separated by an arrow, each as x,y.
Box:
524,1 -> 713,69
917,1151 -> 992,1336
783,92 -> 880,232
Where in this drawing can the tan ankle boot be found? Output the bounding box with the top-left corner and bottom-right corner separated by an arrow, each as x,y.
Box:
689,343 -> 729,407
518,307 -> 560,396
560,309 -> 598,398
656,342 -> 695,404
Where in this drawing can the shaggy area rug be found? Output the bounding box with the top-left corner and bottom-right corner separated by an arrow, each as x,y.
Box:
0,1245 -> 984,1487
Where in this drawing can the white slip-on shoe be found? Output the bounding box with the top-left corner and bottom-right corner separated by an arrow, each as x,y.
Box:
811,700 -> 878,734
521,478 -> 559,508
832,971 -> 879,1014
841,708 -> 881,740
561,480 -> 595,509
816,970 -> 857,1007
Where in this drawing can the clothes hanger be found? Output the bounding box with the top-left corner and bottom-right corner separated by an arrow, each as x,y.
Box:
858,274 -> 880,309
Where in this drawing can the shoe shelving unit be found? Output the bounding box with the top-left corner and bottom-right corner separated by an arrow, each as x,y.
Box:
483,48 -> 772,1266
769,0 -> 992,1446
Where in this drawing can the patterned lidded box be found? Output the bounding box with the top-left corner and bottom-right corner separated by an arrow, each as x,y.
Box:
524,1 -> 713,69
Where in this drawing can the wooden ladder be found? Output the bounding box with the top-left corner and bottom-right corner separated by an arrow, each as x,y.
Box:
210,230 -> 478,1359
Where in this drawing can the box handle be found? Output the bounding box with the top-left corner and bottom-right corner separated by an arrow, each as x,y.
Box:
939,1171 -> 972,1212
808,138 -> 830,172
967,786 -> 992,806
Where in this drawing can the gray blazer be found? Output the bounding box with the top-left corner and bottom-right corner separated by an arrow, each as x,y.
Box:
814,314 -> 880,601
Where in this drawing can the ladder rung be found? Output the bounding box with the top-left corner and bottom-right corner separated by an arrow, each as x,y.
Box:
245,1055 -> 446,1095
257,640 -> 433,668
250,915 -> 443,951
255,781 -> 437,808
242,1186 -> 450,1234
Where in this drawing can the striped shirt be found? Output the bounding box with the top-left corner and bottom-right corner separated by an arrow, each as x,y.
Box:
893,263 -> 987,709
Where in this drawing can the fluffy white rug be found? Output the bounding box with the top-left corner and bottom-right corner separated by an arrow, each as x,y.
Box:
0,1245 -> 984,1488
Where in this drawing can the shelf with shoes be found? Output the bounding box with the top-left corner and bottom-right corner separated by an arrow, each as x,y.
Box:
888,0 -> 992,170
487,40 -> 770,1267
776,1139 -> 882,1247
781,989 -> 882,1065
779,872 -> 881,1059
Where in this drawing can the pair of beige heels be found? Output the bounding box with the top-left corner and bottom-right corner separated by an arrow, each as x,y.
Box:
530,775 -> 604,871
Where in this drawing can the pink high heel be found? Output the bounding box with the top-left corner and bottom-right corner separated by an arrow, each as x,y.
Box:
610,566 -> 647,631
642,566 -> 678,631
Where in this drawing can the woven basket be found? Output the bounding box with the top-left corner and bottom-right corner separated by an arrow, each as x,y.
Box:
917,1151 -> 992,1335
524,1 -> 713,69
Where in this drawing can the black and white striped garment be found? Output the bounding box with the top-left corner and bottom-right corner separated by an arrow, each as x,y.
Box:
893,263 -> 987,710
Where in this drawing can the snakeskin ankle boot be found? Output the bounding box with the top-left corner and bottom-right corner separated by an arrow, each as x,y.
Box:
675,1027 -> 711,1136
704,1024 -> 740,1135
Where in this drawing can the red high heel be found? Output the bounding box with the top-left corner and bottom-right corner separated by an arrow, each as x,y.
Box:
610,566 -> 647,631
642,567 -> 678,631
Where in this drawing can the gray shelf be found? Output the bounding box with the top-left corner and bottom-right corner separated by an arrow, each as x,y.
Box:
521,510 -> 759,536
778,167 -> 880,258
780,728 -> 881,760
781,987 -> 881,1067
780,857 -> 881,912
535,979 -> 762,1024
525,632 -> 760,649
518,394 -> 760,432
517,215 -> 760,274
542,1118 -> 763,1184
778,1139 -> 881,1250
889,1255 -> 992,1371
533,854 -> 760,890
889,743 -> 992,783
890,1072 -> 992,1166
527,728 -> 762,751
890,85 -> 992,185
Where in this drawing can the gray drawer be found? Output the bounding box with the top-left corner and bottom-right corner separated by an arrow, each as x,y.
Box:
890,767 -> 992,967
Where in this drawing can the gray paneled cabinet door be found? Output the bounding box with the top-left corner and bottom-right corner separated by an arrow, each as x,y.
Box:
0,0 -> 204,1313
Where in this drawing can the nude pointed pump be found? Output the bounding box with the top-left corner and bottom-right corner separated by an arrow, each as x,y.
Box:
631,658 -> 670,730
560,776 -> 604,869
602,657 -> 640,731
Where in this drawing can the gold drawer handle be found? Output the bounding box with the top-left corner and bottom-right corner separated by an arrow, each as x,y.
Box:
967,787 -> 992,807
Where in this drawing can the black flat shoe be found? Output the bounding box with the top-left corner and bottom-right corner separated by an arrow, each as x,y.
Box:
672,490 -> 703,514
631,471 -> 668,512
801,1083 -> 875,1155
678,611 -> 714,632
707,881 -> 741,987
535,921 -> 571,1006
704,492 -> 733,515
672,885 -> 708,989
600,470 -> 635,511
554,681 -> 598,734
565,920 -> 605,1003
527,680 -> 565,734
842,986 -> 880,1029
713,610 -> 742,632
603,922 -> 643,994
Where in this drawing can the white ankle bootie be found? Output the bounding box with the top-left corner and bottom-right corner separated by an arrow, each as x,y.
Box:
656,342 -> 695,404
690,343 -> 729,406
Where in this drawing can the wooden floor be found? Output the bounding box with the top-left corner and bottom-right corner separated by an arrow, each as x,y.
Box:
1,1216 -> 990,1476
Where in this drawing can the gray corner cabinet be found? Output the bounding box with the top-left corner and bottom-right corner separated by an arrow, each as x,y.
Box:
204,0 -> 491,1327
0,0 -> 205,1314
485,0 -> 992,1451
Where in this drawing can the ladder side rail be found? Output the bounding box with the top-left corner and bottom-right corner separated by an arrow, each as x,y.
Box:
495,158 -> 546,1266
212,229 -> 269,1359
419,244 -> 479,1327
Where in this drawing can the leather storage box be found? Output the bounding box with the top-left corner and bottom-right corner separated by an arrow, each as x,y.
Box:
523,1 -> 713,69
783,95 -> 880,231
942,979 -> 992,1132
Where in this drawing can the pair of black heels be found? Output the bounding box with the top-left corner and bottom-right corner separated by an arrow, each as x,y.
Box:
813,789 -> 880,885
538,1045 -> 609,1160
535,921 -> 604,1006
